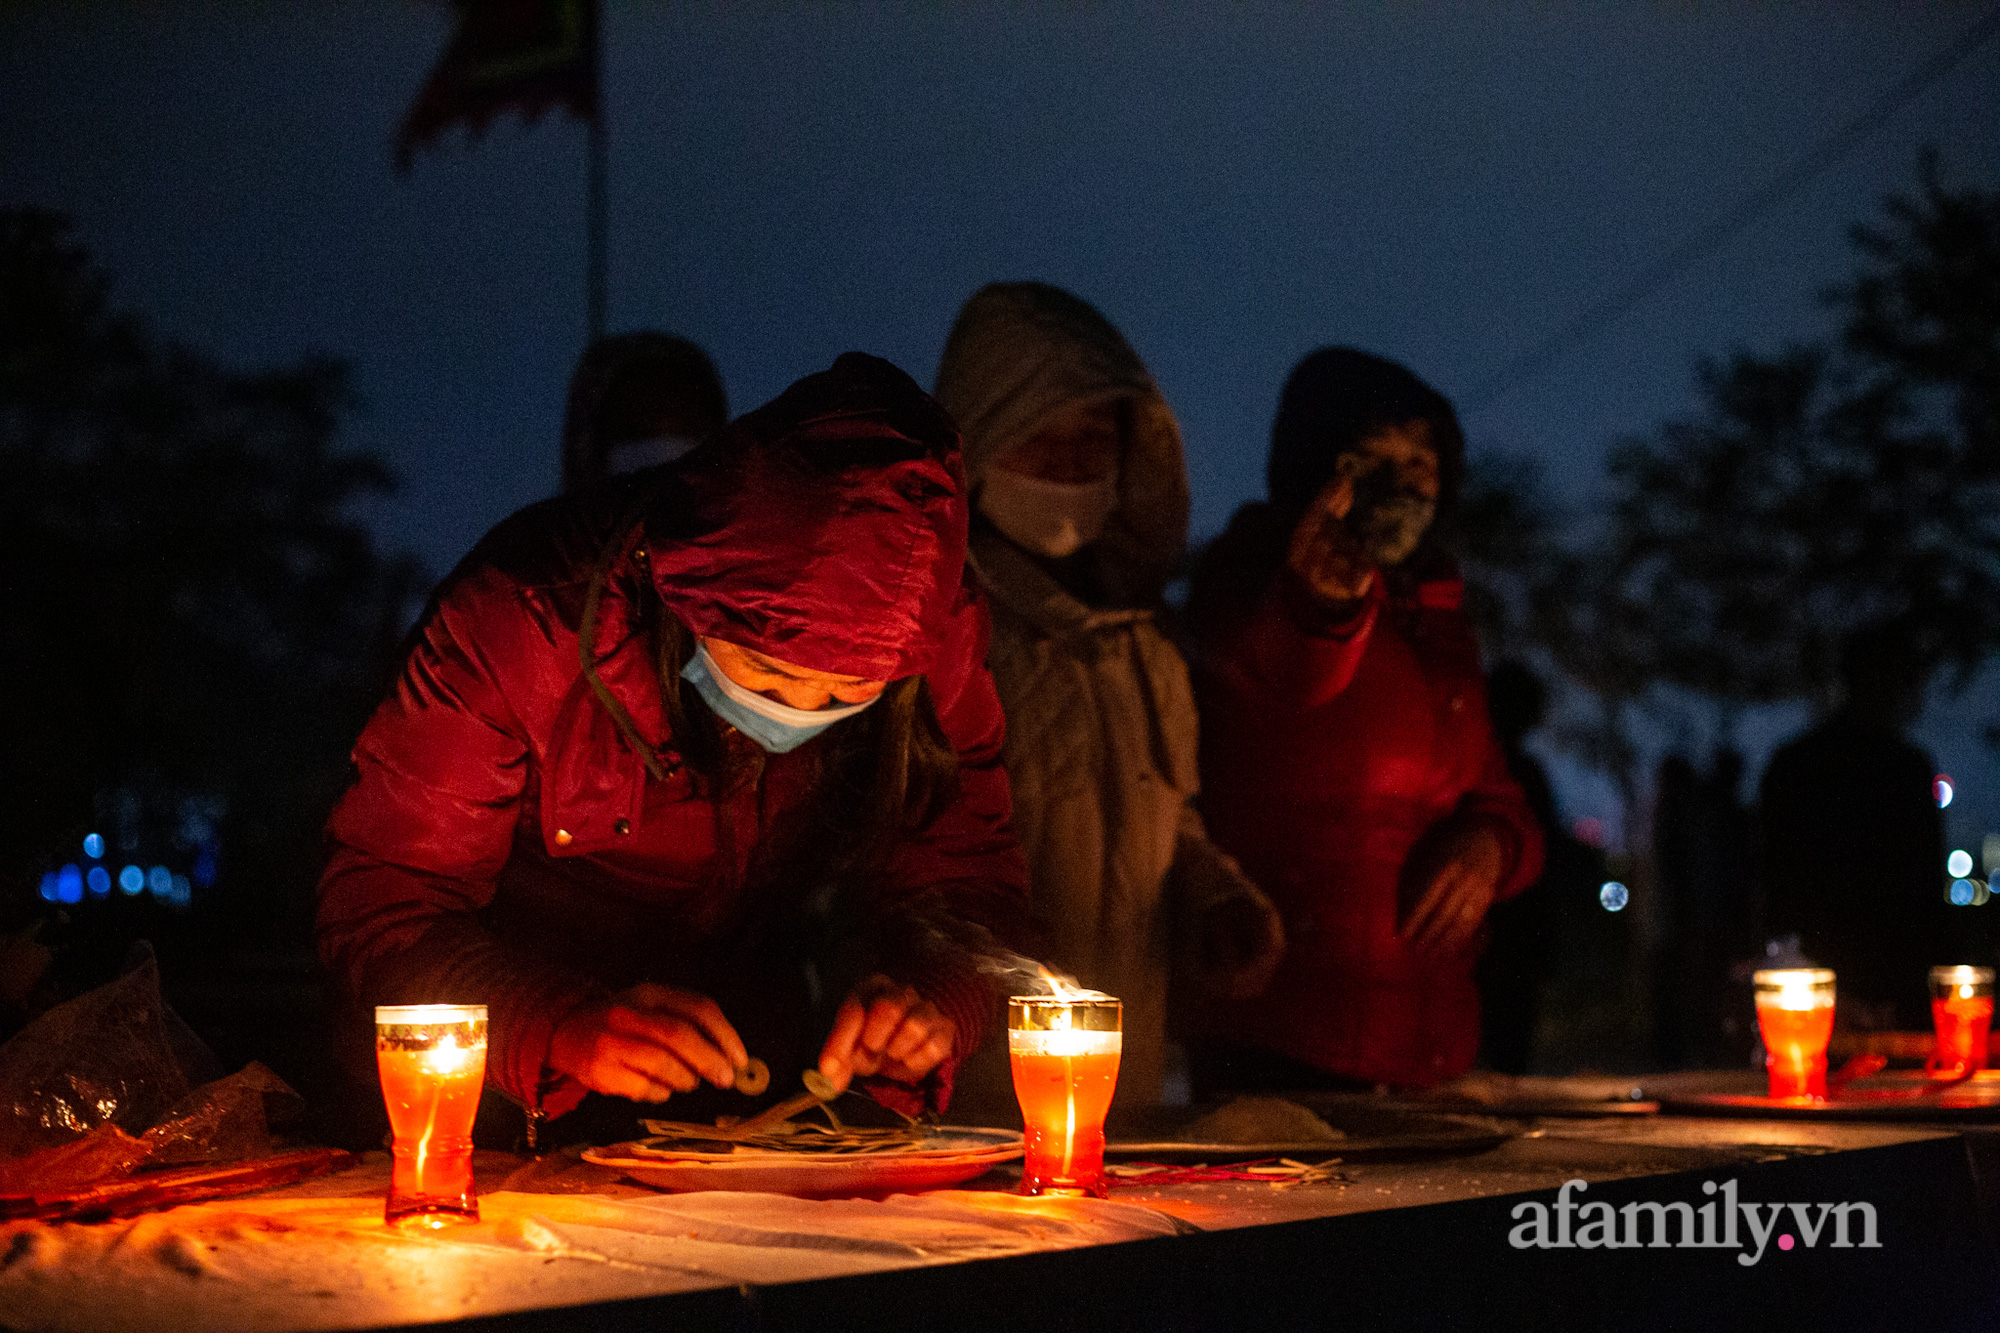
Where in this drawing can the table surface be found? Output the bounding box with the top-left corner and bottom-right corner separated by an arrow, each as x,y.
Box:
0,1111 -> 1977,1333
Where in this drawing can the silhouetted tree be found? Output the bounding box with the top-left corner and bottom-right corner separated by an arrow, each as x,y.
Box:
0,209 -> 422,942
1460,154 -> 1999,794
1600,155 -> 2000,710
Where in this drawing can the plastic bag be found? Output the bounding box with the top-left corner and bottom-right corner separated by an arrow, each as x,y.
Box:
141,1062 -> 304,1167
0,1124 -> 151,1195
0,940 -> 304,1192
0,949 -> 189,1158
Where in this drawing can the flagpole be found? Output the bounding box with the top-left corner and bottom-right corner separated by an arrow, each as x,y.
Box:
586,112 -> 606,343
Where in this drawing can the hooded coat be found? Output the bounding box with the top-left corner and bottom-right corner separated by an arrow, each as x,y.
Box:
317,355 -> 1029,1122
1187,348 -> 1543,1087
933,283 -> 1284,1105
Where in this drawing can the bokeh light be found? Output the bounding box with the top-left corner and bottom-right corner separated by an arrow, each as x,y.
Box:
1950,879 -> 1977,906
85,866 -> 111,896
1599,881 -> 1629,912
56,865 -> 83,904
1949,849 -> 1976,879
38,872 -> 59,902
82,832 -> 104,859
118,865 -> 144,895
1936,775 -> 1955,809
147,865 -> 172,897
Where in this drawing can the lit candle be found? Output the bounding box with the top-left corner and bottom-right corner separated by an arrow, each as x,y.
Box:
1009,980 -> 1121,1199
376,1004 -> 487,1229
1928,966 -> 1994,1080
1753,969 -> 1835,1100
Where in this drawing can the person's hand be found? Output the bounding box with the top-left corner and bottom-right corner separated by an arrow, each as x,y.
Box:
817,974 -> 954,1094
1286,458 -> 1377,605
547,983 -> 748,1102
1192,892 -> 1287,1000
1399,821 -> 1506,956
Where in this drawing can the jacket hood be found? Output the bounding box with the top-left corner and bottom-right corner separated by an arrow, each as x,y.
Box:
1266,346 -> 1465,525
644,352 -> 970,681
561,332 -> 728,491
932,282 -> 1190,603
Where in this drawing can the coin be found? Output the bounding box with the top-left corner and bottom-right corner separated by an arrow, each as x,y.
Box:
733,1058 -> 770,1096
802,1069 -> 838,1102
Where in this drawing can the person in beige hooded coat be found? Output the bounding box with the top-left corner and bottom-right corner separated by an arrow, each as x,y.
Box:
934,282 -> 1285,1110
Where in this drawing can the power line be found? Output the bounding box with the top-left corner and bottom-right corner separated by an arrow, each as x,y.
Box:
1463,5 -> 2000,415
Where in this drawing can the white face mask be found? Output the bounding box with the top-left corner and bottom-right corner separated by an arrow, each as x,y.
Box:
978,468 -> 1120,559
682,644 -> 878,754
606,434 -> 702,475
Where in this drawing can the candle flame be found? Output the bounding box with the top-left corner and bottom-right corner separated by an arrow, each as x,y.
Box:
1034,966 -> 1110,1002
424,1034 -> 475,1076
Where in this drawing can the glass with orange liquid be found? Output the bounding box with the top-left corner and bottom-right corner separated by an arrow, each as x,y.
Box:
1929,966 -> 1994,1079
1009,994 -> 1121,1198
1753,969 -> 1835,1100
375,1004 -> 487,1228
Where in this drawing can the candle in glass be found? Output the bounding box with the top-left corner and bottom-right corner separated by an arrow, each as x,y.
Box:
1753,969 -> 1835,1100
1929,966 -> 1994,1079
376,1004 -> 487,1229
1009,993 -> 1121,1198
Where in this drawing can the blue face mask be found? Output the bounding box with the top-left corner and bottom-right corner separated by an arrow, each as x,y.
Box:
680,644 -> 879,754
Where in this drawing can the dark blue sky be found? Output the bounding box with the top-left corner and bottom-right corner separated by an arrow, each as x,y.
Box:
5,2 -> 1996,847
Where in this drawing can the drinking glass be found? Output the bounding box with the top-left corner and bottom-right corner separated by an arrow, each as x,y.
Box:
1753,969 -> 1835,1100
376,1004 -> 487,1228
1008,995 -> 1122,1198
1929,966 -> 1995,1079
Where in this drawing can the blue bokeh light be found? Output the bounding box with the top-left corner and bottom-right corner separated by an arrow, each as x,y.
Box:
1599,881 -> 1629,912
56,864 -> 83,904
118,865 -> 145,895
1950,878 -> 1977,906
38,872 -> 59,902
147,865 -> 172,898
1936,776 -> 1955,809
82,832 -> 104,860
1948,849 -> 1975,879
86,866 -> 111,896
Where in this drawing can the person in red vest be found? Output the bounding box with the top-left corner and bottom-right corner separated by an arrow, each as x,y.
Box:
1185,348 -> 1543,1090
318,354 -> 1030,1141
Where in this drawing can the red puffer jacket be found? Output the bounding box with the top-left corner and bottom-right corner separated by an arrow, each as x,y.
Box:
317,355 -> 1029,1119
1190,525 -> 1543,1087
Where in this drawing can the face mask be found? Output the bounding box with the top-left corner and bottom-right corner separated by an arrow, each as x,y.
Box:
977,468 -> 1120,559
1343,459 -> 1436,566
680,643 -> 879,754
606,434 -> 702,475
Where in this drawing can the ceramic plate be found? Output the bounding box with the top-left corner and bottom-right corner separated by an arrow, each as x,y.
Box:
1649,1069 -> 2000,1120
583,1128 -> 1022,1198
1105,1098 -> 1509,1162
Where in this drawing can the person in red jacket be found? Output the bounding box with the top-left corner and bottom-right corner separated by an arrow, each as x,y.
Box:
1185,348 -> 1543,1091
318,354 -> 1030,1141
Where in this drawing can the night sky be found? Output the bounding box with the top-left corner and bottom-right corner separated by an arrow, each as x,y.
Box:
5,2 -> 1996,846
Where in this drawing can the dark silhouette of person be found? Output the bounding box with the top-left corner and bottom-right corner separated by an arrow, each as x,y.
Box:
1654,747 -> 1755,1066
1473,660 -> 1561,1074
1185,348 -> 1543,1092
1760,625 -> 1956,1029
561,333 -> 728,492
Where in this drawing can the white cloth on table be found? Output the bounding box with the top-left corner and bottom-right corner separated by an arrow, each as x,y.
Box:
0,1186 -> 1190,1333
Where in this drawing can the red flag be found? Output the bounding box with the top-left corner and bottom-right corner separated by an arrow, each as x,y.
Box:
396,0 -> 598,171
